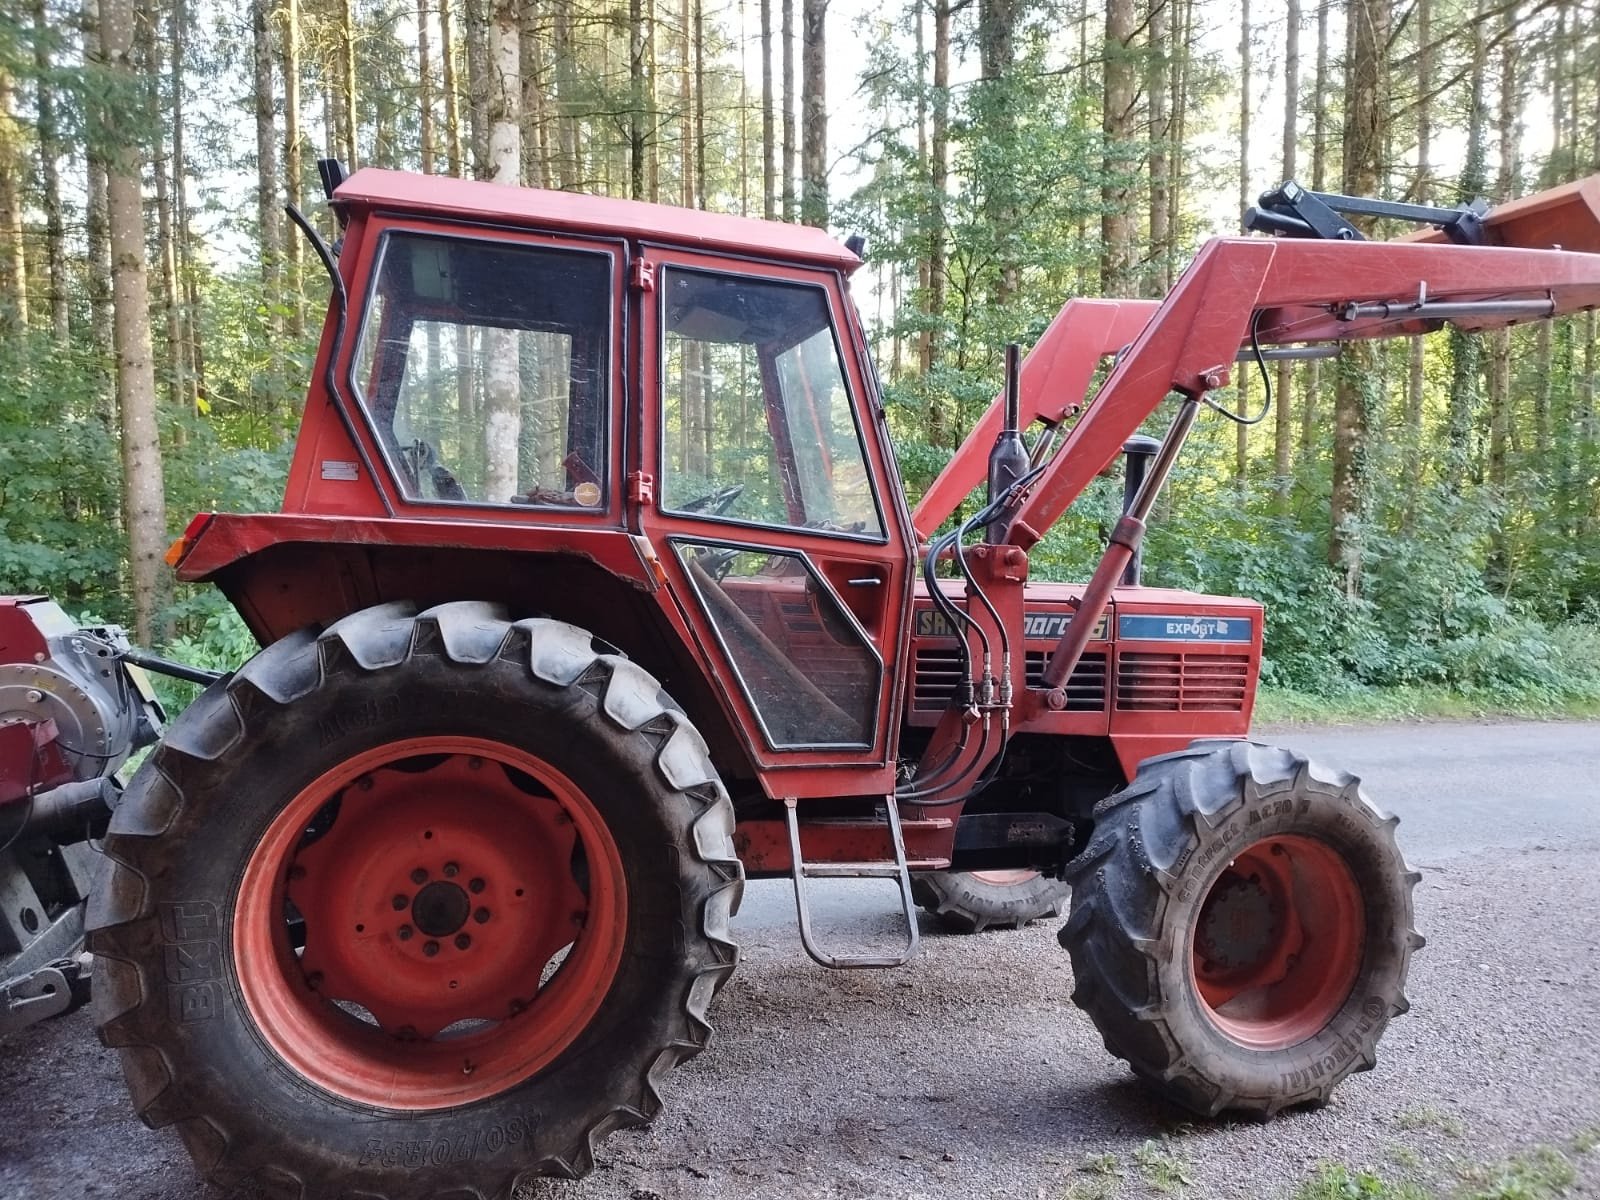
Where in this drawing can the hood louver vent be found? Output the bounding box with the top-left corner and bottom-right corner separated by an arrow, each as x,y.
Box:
1115,652 -> 1249,712
912,647 -> 1107,711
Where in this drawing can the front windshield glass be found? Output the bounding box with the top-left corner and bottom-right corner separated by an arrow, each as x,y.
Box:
659,268 -> 883,538
353,232 -> 611,509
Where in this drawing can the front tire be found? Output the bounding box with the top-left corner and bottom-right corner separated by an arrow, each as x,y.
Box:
88,602 -> 743,1197
1060,740 -> 1422,1117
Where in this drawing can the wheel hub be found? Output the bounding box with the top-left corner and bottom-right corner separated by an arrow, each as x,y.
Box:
411,880 -> 471,938
1195,873 -> 1281,971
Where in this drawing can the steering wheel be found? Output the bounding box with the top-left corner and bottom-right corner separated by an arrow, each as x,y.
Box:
679,483 -> 745,516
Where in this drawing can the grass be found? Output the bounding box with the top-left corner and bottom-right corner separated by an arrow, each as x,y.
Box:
1458,1146 -> 1577,1200
1255,685 -> 1600,726
1394,1107 -> 1467,1138
1292,1134 -> 1596,1200
1132,1139 -> 1193,1195
1293,1164 -> 1430,1200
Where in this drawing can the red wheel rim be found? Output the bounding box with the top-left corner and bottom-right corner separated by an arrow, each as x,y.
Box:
968,869 -> 1039,887
1189,834 -> 1364,1051
234,737 -> 627,1109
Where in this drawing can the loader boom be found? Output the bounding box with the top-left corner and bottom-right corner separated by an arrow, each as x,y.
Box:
907,178 -> 1600,804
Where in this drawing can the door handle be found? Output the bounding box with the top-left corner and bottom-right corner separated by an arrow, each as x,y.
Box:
847,576 -> 883,587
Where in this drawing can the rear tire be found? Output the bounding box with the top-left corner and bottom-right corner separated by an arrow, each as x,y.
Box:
912,870 -> 1070,933
88,602 -> 742,1198
1060,740 -> 1421,1117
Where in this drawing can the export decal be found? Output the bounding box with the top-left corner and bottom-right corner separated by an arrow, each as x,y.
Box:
1117,614 -> 1254,643
916,609 -> 1109,641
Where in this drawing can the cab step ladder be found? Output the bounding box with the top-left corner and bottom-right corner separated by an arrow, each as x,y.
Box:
783,797 -> 921,969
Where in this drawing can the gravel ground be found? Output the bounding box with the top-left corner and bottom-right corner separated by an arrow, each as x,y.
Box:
3,723 -> 1599,1199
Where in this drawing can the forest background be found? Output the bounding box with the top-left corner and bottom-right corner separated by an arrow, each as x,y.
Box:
1,0 -> 1599,719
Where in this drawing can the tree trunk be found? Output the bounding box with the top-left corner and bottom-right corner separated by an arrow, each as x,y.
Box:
0,68 -> 29,341
85,2 -> 115,423
1329,0 -> 1389,592
781,0 -> 795,220
1403,0 -> 1430,507
799,0 -> 827,226
440,0 -> 465,176
141,8 -> 182,415
283,0 -> 303,338
101,0 -> 169,644
1165,0 -> 1188,291
253,0 -> 283,414
521,0 -> 549,187
34,0 -> 70,345
925,0 -> 950,386
1100,0 -> 1136,292
1445,0 -> 1489,488
1273,0 -> 1298,504
419,0 -> 436,173
172,0 -> 203,412
1485,3 -> 1520,573
486,0 -> 522,502
340,0 -> 358,166
466,0 -> 491,176
552,0 -> 576,186
978,0 -> 1020,301
760,0 -> 775,217
1146,0 -> 1169,298
629,0 -> 649,199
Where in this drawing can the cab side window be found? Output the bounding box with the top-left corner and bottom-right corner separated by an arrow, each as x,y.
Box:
354,232 -> 612,509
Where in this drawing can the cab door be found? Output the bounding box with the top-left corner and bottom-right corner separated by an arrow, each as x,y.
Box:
634,250 -> 914,796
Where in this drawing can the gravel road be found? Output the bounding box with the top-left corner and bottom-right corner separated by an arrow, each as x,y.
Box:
4,721 -> 1599,1199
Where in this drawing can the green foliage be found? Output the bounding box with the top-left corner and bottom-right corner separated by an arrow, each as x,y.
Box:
1293,1163 -> 1428,1200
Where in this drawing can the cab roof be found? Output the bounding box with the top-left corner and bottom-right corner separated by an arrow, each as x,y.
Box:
335,168 -> 864,273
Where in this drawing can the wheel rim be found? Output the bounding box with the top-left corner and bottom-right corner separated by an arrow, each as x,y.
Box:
1190,833 -> 1364,1051
966,869 -> 1040,887
234,736 -> 627,1109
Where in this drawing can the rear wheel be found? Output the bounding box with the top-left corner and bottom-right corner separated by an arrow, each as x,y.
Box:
1060,740 -> 1421,1117
89,602 -> 742,1198
912,869 -> 1071,933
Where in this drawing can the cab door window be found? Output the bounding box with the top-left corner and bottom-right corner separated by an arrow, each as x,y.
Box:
353,232 -> 612,509
659,268 -> 883,538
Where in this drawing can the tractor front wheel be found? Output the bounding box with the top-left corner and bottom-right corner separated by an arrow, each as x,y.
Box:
1060,740 -> 1422,1117
88,603 -> 742,1197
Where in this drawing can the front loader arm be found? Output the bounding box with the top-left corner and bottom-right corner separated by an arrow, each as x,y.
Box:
1006,233 -> 1600,549
906,175 -> 1600,804
911,298 -> 1159,540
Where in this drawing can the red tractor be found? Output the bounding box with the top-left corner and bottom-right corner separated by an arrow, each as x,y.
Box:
52,166 -> 1600,1196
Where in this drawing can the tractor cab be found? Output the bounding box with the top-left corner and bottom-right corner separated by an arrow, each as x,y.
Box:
183,168 -> 917,798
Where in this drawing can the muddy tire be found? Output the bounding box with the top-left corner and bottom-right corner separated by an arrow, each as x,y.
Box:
1060,740 -> 1421,1117
88,602 -> 743,1199
912,870 -> 1071,933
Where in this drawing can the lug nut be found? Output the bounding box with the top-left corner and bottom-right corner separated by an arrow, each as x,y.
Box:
411,868 -> 428,885
468,878 -> 486,894
423,940 -> 440,957
398,925 -> 414,941
444,862 -> 460,878
473,907 -> 490,925
392,894 -> 408,911
455,934 -> 472,950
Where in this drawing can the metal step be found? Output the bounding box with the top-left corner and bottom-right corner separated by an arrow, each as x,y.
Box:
783,797 -> 921,970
